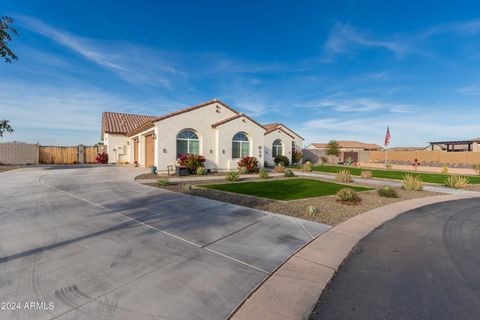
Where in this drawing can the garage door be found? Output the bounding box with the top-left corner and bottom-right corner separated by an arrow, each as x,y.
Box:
133,139 -> 139,163
145,134 -> 154,167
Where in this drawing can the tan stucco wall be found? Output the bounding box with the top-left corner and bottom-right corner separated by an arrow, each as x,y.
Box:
104,133 -> 129,163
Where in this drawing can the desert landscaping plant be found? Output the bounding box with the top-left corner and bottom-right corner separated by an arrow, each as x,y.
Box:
444,175 -> 469,189
292,150 -> 303,164
273,164 -> 285,173
377,185 -> 399,198
442,165 -> 449,174
336,188 -> 361,204
238,156 -> 259,173
336,169 -> 353,183
178,154 -> 206,173
196,167 -> 207,175
225,171 -> 240,182
284,169 -> 295,177
158,177 -> 170,187
306,205 -> 318,217
274,155 -> 290,167
402,174 -> 423,191
182,183 -> 193,192
360,170 -> 373,179
473,164 -> 480,176
258,167 -> 269,179
303,161 -> 313,172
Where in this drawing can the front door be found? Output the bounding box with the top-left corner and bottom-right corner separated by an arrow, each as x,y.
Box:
145,134 -> 155,167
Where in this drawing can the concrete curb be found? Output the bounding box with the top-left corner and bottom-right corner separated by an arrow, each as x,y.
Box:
231,193 -> 480,320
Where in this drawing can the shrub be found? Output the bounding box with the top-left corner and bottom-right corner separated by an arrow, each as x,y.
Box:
473,164 -> 480,176
336,188 -> 361,204
238,166 -> 249,174
196,167 -> 207,175
303,161 -> 313,172
336,169 -> 353,183
178,154 -> 206,173
377,185 -> 399,198
225,171 -> 240,182
320,156 -> 328,164
360,170 -> 373,179
157,177 -> 170,187
386,164 -> 392,170
445,175 -> 469,189
292,150 -> 303,164
402,174 -> 423,191
273,164 -> 285,173
345,157 -> 353,166
95,152 -> 108,164
182,183 -> 193,192
274,155 -> 290,167
306,205 -> 318,217
442,165 -> 449,174
238,156 -> 259,173
284,169 -> 295,177
258,167 -> 269,179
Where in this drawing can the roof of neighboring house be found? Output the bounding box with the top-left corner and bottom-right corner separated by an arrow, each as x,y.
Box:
390,146 -> 429,151
310,141 -> 382,150
102,112 -> 157,137
429,138 -> 480,144
211,113 -> 266,130
262,123 -> 304,140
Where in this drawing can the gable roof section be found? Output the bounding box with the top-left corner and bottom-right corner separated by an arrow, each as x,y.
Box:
263,123 -> 304,140
310,141 -> 381,150
152,99 -> 238,123
102,112 -> 156,138
264,126 -> 295,139
211,113 -> 266,130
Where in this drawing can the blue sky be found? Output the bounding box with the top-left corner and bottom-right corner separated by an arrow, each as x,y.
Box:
1,0 -> 480,147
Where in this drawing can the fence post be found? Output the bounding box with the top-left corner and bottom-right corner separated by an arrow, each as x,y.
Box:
78,144 -> 85,164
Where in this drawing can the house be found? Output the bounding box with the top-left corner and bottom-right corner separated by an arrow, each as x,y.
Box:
306,141 -> 381,152
101,99 -> 304,171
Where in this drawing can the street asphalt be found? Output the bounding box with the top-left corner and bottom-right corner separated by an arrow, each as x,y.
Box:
311,197 -> 480,320
0,166 -> 329,320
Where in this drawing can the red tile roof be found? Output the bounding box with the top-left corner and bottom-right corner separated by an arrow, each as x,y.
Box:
102,112 -> 156,137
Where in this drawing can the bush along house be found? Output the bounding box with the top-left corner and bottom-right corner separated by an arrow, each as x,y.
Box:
101,99 -> 304,172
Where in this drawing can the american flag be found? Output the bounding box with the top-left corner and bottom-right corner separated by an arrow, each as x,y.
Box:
384,126 -> 391,146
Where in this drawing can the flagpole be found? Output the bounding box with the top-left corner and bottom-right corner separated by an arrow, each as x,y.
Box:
384,125 -> 389,170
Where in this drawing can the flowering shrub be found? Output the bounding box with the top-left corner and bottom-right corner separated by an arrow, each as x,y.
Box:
178,154 -> 206,173
274,155 -> 290,167
237,156 -> 259,173
95,152 -> 108,164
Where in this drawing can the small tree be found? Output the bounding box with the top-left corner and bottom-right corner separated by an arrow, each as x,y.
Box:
326,140 -> 341,156
0,119 -> 13,137
1,16 -> 18,63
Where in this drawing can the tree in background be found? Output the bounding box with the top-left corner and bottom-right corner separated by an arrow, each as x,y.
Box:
1,16 -> 18,63
0,120 -> 14,137
326,140 -> 341,156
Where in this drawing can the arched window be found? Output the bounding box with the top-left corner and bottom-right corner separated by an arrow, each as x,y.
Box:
177,129 -> 199,156
272,139 -> 283,157
232,132 -> 249,158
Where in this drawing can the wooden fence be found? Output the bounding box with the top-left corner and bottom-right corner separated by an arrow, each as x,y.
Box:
369,151 -> 480,165
39,146 -> 79,164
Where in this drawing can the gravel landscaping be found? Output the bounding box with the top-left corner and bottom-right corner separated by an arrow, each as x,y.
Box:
146,177 -> 440,226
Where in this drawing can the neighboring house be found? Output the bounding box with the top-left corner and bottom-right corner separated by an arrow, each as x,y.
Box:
306,141 -> 381,152
390,146 -> 430,151
101,99 -> 304,171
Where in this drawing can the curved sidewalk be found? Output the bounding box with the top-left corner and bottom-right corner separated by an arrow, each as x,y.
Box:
231,193 -> 480,320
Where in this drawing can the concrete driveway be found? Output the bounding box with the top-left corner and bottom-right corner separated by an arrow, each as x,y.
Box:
311,198 -> 480,320
0,166 -> 329,320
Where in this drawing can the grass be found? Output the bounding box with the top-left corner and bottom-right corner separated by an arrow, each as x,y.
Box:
295,165 -> 480,185
200,178 -> 372,201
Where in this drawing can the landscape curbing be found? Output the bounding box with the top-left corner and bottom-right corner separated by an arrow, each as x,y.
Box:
230,193 -> 480,320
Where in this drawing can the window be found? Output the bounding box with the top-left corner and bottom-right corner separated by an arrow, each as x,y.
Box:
176,130 -> 199,156
272,139 -> 283,157
232,132 -> 249,158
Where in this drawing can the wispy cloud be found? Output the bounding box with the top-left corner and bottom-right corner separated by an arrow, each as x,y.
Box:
322,23 -> 407,61
303,97 -> 412,113
457,84 -> 480,95
17,15 -> 177,88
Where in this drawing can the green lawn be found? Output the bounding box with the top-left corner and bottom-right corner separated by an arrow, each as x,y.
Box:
301,165 -> 480,184
200,178 -> 372,201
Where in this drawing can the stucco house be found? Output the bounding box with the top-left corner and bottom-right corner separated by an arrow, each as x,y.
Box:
101,99 -> 303,171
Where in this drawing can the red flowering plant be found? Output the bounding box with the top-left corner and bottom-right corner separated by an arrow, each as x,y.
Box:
178,154 -> 206,174
237,156 -> 259,173
95,152 -> 108,164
